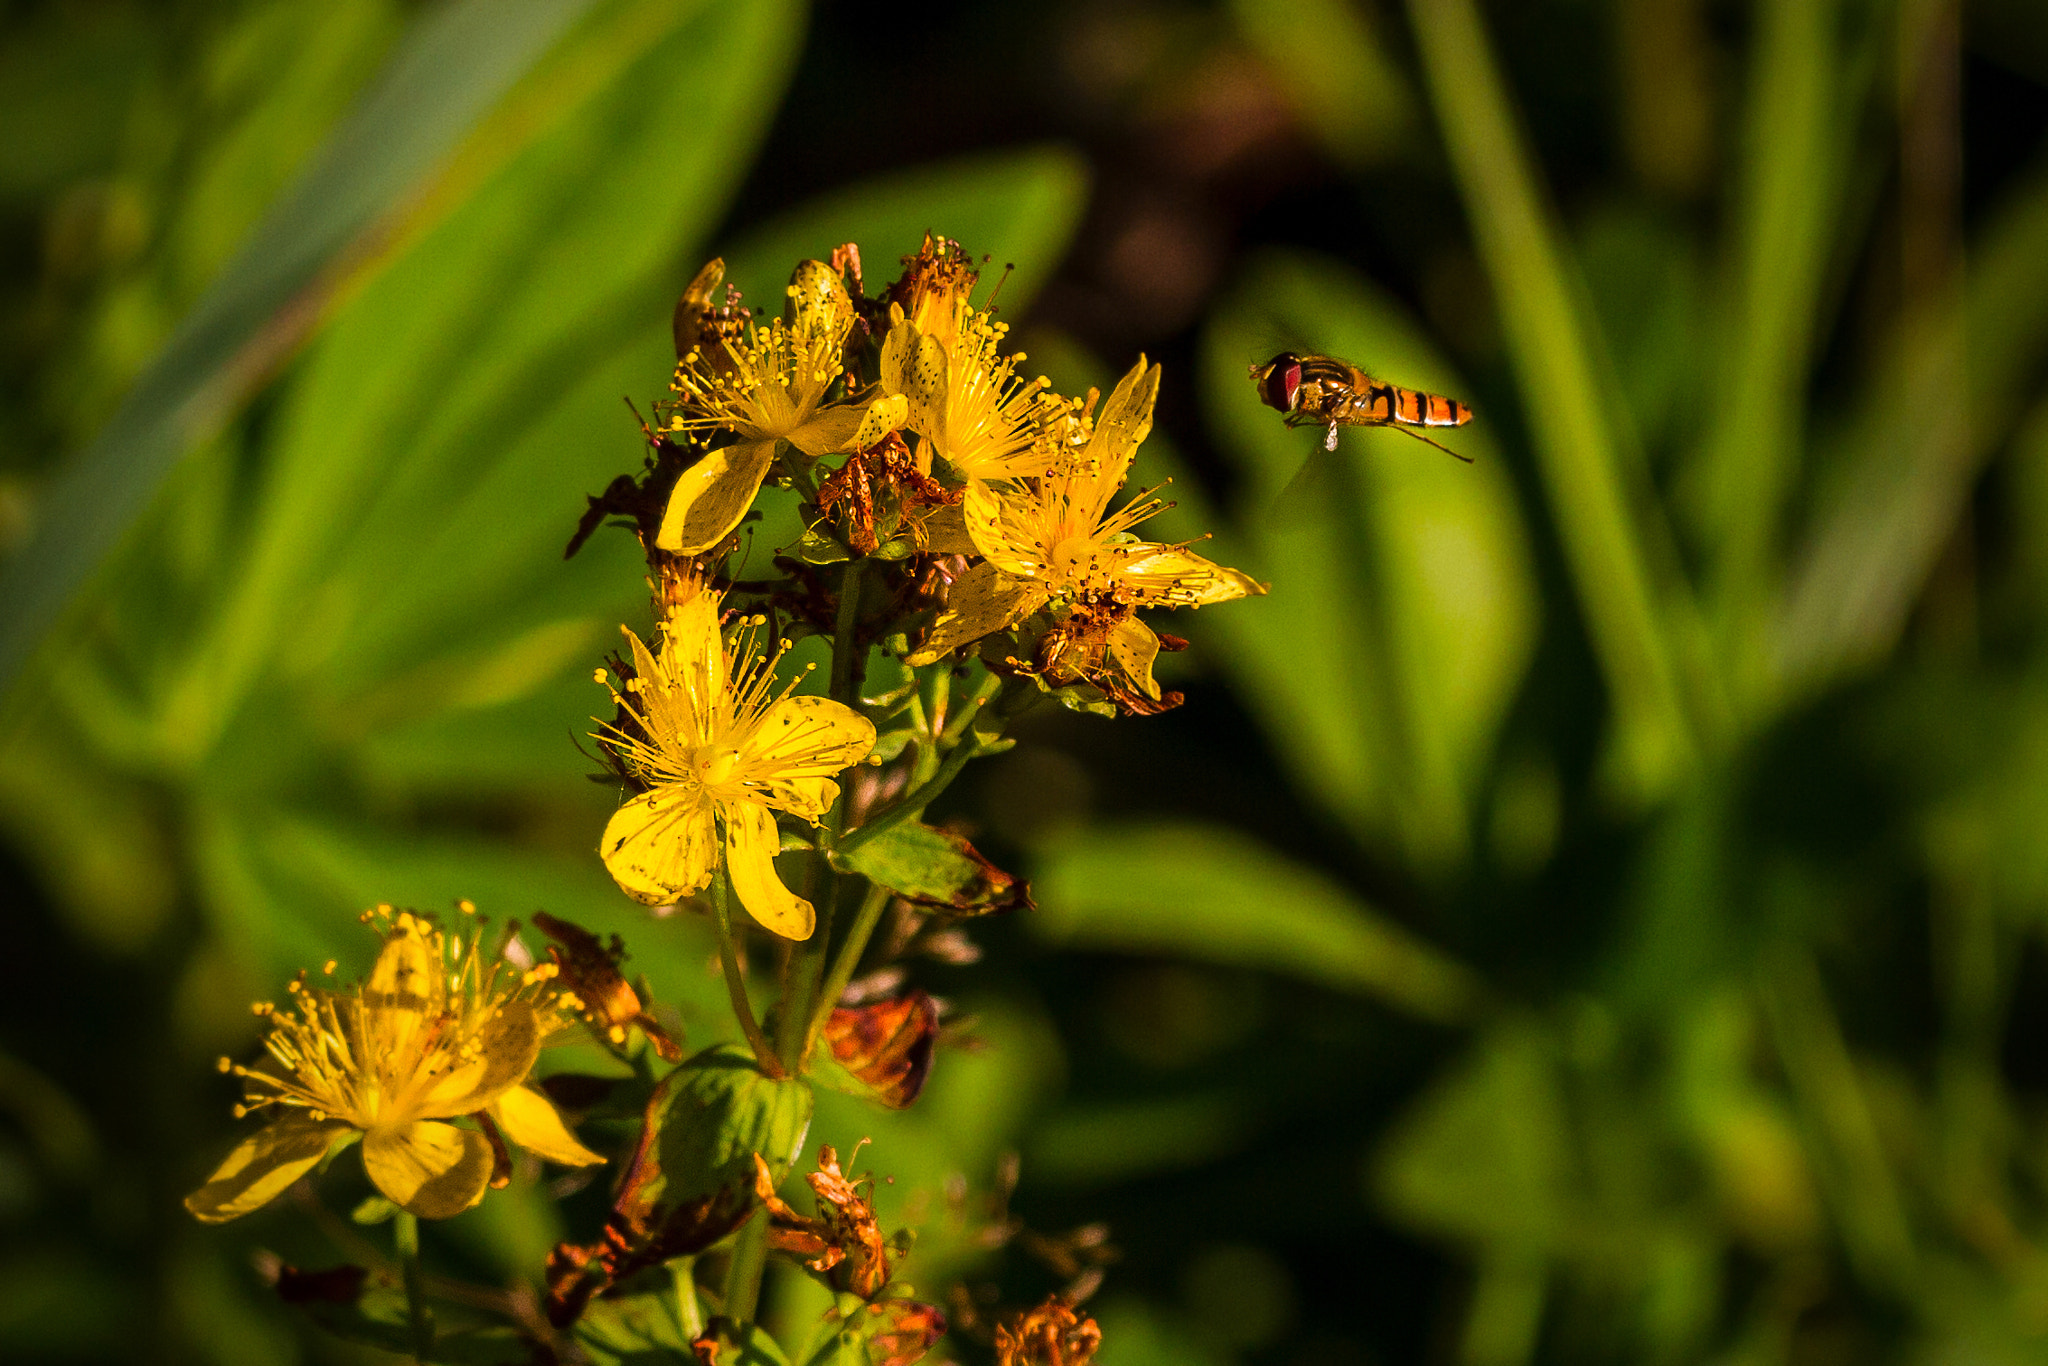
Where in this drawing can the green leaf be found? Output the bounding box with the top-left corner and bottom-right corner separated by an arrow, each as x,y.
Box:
572,1281 -> 693,1365
836,821 -> 1027,912
1372,1020 -> 1572,1252
0,0 -> 603,701
295,1280 -> 534,1364
607,1043 -> 814,1259
801,526 -> 854,565
1197,255 -> 1537,870
1030,821 -> 1481,1023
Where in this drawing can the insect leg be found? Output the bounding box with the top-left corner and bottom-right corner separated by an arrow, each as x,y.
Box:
1387,423 -> 1475,464
1324,423 -> 1339,453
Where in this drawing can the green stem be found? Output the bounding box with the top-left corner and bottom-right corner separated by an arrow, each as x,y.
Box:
777,875 -> 839,1073
803,883 -> 892,1058
722,1212 -> 770,1331
783,446 -> 821,505
394,1210 -> 433,1363
940,669 -> 1001,745
672,1256 -> 704,1341
714,871 -> 783,1077
835,733 -> 983,858
829,558 -> 868,704
778,558 -> 872,1067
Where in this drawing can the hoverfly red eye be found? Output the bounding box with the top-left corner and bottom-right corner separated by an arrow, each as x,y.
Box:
1257,353 -> 1303,413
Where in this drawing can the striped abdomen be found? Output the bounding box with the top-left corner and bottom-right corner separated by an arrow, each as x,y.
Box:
1338,380 -> 1470,427
1295,356 -> 1470,428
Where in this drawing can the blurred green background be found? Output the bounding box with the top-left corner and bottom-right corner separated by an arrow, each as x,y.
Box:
4,0 -> 2048,1361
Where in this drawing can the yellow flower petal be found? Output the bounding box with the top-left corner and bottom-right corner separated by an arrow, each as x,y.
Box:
755,773 -> 839,820
912,501 -> 977,556
851,392 -> 909,450
656,438 -> 776,554
906,560 -> 1040,665
786,405 -> 865,458
184,1115 -> 352,1224
1090,357 -> 1159,487
743,694 -> 876,784
1106,616 -> 1164,700
882,321 -> 950,439
489,1086 -> 605,1168
1115,544 -> 1268,606
410,999 -> 541,1120
363,1121 -> 494,1220
723,800 -> 814,940
785,258 -> 855,340
365,920 -> 436,1004
961,480 -> 1030,573
601,788 -> 718,905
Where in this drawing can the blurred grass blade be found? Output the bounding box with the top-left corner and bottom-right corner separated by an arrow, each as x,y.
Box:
718,147 -> 1089,315
1696,0 -> 1847,686
1756,953 -> 1916,1293
241,141 -> 1073,791
1226,0 -> 1414,167
1031,820 -> 1483,1023
1406,0 -> 1702,802
1777,164 -> 2048,695
162,0 -> 803,766
326,145 -> 1084,690
0,0 -> 599,706
1198,251 -> 1537,871
190,799 -> 729,1019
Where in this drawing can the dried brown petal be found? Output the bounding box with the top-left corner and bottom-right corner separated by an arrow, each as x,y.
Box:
825,991 -> 940,1110
533,912 -> 682,1062
865,1299 -> 947,1366
995,1297 -> 1100,1366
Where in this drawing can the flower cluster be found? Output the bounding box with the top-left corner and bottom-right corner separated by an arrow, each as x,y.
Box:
184,231 -> 1263,1366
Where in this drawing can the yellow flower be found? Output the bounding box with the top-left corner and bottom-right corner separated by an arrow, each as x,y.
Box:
880,303 -> 1063,487
185,909 -> 603,1225
657,259 -> 868,555
907,358 -> 1264,702
888,232 -> 980,347
594,580 -> 876,939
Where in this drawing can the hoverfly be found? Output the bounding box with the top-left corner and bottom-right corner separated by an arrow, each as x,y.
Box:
1250,351 -> 1473,462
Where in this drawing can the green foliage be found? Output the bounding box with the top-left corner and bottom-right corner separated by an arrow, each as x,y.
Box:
1034,820 -> 1479,1022
9,0 -> 2048,1363
619,1043 -> 815,1252
838,820 -> 1020,910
